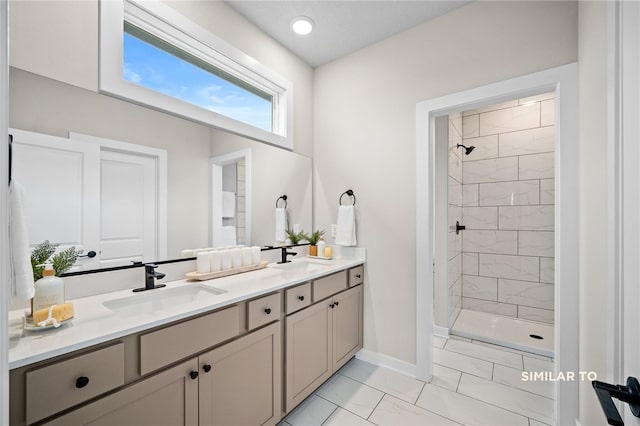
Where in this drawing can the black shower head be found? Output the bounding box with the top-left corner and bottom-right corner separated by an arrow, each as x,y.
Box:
457,144 -> 476,156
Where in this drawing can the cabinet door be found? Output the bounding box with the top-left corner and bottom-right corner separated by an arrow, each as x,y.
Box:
332,285 -> 363,371
199,321 -> 282,426
43,359 -> 198,426
285,300 -> 332,412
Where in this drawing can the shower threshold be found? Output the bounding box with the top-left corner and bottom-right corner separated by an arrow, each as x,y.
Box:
451,309 -> 554,358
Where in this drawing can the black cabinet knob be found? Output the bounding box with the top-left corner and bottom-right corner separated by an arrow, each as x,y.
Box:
335,301 -> 340,307
203,364 -> 212,373
355,274 -> 361,279
75,376 -> 89,389
329,303 -> 335,309
189,371 -> 199,380
264,308 -> 272,315
298,295 -> 305,301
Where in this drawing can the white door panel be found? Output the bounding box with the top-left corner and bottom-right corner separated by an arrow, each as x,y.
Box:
10,128 -> 100,269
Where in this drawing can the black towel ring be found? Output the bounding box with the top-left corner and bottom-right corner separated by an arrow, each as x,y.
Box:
276,195 -> 288,208
339,190 -> 356,206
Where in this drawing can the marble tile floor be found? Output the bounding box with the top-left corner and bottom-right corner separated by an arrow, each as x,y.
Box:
279,336 -> 554,426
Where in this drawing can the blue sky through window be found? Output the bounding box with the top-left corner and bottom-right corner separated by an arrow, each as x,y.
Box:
123,32 -> 272,132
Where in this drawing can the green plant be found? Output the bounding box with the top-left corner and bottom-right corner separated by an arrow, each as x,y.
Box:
286,230 -> 305,245
305,229 -> 325,246
31,240 -> 83,281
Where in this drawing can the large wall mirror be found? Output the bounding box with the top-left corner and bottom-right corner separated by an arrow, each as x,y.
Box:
9,68 -> 312,273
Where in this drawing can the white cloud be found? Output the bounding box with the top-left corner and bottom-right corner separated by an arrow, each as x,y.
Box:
123,64 -> 142,83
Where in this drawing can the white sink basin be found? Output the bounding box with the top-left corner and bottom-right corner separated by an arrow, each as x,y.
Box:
103,285 -> 227,315
272,259 -> 329,273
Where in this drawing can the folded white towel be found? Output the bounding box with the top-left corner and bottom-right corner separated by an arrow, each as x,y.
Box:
9,180 -> 35,302
275,208 -> 288,243
222,191 -> 235,218
221,226 -> 237,246
336,205 -> 357,246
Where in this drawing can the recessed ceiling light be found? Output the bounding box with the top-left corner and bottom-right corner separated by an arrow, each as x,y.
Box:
291,16 -> 314,36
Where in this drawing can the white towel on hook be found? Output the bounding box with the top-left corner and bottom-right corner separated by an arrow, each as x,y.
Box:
222,191 -> 235,218
9,180 -> 35,302
335,205 -> 357,246
275,208 -> 288,243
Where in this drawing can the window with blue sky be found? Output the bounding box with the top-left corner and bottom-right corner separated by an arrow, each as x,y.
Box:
123,23 -> 273,132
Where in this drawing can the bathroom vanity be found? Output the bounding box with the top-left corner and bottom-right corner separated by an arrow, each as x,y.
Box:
8,258 -> 365,426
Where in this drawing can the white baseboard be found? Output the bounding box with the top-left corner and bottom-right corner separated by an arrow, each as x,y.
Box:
356,349 -> 418,378
433,325 -> 450,339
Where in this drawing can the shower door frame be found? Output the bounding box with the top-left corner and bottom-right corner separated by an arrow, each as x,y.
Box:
416,62 -> 579,425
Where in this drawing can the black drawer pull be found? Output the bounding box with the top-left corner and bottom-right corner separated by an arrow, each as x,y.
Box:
203,364 -> 212,373
75,376 -> 89,389
355,274 -> 362,279
264,308 -> 272,315
298,295 -> 305,301
334,301 -> 339,307
329,303 -> 335,309
189,371 -> 199,380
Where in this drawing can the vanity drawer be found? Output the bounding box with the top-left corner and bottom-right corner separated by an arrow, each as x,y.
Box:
140,305 -> 240,375
349,265 -> 364,287
285,283 -> 311,315
313,271 -> 348,302
247,292 -> 282,330
25,342 -> 124,425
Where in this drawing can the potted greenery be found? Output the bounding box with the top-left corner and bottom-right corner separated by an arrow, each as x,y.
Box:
31,240 -> 83,281
286,230 -> 305,245
304,230 -> 325,256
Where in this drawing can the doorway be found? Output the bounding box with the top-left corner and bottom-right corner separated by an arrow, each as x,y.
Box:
416,63 -> 579,425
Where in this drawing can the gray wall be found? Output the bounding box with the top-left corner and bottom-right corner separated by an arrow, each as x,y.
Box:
313,0 -> 578,364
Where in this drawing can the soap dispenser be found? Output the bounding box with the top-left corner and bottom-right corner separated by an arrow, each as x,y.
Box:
317,238 -> 326,258
33,262 -> 64,312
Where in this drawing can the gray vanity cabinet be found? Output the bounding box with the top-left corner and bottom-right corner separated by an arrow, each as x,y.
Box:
43,358 -> 199,426
285,280 -> 363,412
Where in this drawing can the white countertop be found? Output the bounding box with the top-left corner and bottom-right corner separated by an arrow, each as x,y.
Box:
8,256 -> 365,370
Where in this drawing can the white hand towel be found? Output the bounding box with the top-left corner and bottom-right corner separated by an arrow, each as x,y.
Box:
275,208 -> 288,243
221,226 -> 237,246
222,191 -> 235,218
9,180 -> 35,302
336,205 -> 357,246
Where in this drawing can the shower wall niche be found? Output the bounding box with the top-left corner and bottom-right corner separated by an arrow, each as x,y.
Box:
450,92 -> 555,325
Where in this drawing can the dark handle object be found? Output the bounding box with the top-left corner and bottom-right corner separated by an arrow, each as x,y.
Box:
355,274 -> 362,279
455,221 -> 466,235
75,376 -> 89,389
298,295 -> 305,301
334,301 -> 339,307
339,189 -> 356,206
329,303 -> 335,309
592,377 -> 640,425
264,308 -> 271,315
190,371 -> 199,380
78,250 -> 97,259
203,364 -> 212,373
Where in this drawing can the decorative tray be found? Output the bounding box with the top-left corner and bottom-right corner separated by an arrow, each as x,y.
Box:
185,260 -> 269,281
307,255 -> 333,260
23,314 -> 73,331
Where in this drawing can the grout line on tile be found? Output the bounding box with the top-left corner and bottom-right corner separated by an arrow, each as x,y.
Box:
365,392 -> 387,422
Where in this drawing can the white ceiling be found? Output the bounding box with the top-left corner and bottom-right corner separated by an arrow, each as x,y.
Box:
225,1 -> 471,68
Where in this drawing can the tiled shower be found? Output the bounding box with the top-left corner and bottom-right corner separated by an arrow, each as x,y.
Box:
448,93 -> 555,327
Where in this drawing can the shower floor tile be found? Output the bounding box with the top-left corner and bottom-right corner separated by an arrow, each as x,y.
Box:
451,309 -> 554,357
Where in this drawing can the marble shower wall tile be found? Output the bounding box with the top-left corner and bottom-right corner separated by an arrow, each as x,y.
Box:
463,157 -> 518,184
518,231 -> 554,257
499,205 -> 554,230
462,134 -> 498,161
539,258 -> 555,284
463,99 -> 519,116
462,207 -> 497,229
540,179 -> 554,205
463,230 -> 517,255
479,103 -> 540,136
462,275 -> 498,301
462,297 -> 518,317
479,254 -> 539,281
519,152 -> 554,180
463,114 -> 480,138
541,99 -> 555,126
462,184 -> 479,206
498,279 -> 554,309
518,306 -> 554,324
499,126 -> 554,157
462,252 -> 479,275
479,180 -> 540,206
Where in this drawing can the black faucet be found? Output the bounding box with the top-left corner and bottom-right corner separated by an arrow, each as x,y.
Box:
278,247 -> 298,264
133,264 -> 167,292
